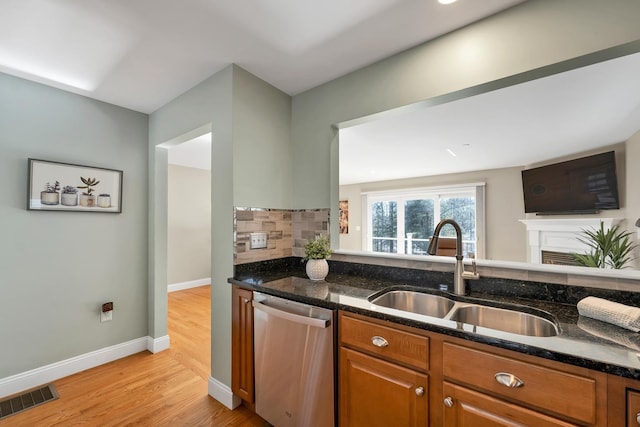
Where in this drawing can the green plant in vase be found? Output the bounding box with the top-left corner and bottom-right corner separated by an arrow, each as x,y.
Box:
303,234 -> 332,281
40,181 -> 60,205
571,222 -> 637,269
60,185 -> 78,206
78,177 -> 100,207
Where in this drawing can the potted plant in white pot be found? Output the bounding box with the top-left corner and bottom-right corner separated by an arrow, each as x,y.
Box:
78,176 -> 100,207
60,185 -> 78,206
97,193 -> 111,208
303,234 -> 332,281
40,181 -> 60,205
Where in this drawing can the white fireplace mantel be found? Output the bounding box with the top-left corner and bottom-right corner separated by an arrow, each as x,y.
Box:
519,218 -> 622,264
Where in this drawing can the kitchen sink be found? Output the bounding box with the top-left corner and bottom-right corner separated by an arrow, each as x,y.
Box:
368,289 -> 559,337
369,290 -> 455,318
449,305 -> 559,337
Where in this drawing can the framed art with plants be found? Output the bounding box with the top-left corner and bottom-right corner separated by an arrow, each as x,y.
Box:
27,159 -> 123,213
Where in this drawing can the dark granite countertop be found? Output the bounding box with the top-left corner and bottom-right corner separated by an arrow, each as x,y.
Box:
230,259 -> 640,380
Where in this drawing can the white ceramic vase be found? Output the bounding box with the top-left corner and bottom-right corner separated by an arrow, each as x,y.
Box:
306,258 -> 329,281
97,195 -> 111,208
60,193 -> 78,206
80,194 -> 96,207
40,191 -> 59,205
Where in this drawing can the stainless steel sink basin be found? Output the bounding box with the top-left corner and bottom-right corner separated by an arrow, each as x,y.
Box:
449,305 -> 559,337
369,290 -> 455,318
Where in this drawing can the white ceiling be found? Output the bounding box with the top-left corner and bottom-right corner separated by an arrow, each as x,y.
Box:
339,52 -> 640,185
167,133 -> 211,171
7,0 -> 636,182
0,0 -> 525,113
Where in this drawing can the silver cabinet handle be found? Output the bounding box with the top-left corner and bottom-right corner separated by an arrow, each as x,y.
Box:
444,397 -> 454,407
371,336 -> 389,347
495,372 -> 524,388
243,298 -> 251,304
415,387 -> 424,397
636,412 -> 640,425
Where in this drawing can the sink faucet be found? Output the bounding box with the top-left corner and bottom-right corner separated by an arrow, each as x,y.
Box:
427,219 -> 478,295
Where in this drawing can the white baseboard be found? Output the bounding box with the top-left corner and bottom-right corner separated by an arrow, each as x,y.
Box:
147,335 -> 170,353
168,278 -> 211,292
0,336 -> 164,399
208,376 -> 241,410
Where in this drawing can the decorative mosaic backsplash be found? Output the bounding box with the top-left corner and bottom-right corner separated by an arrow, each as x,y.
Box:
234,207 -> 330,265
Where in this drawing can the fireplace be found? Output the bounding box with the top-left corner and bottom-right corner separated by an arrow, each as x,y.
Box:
519,218 -> 622,264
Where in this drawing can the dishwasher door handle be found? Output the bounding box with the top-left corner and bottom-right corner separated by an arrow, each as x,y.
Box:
253,300 -> 330,328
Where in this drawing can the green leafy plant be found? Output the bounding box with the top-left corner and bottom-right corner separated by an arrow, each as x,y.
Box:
571,222 -> 637,269
78,177 -> 100,196
44,181 -> 60,193
303,235 -> 332,261
62,185 -> 77,194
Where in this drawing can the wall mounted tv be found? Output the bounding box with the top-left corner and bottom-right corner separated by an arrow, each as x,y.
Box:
521,151 -> 620,214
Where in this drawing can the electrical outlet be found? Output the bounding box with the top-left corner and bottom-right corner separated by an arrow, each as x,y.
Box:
101,301 -> 113,322
250,232 -> 268,249
101,310 -> 113,322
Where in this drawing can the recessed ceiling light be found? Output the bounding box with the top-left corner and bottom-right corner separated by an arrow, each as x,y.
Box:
446,149 -> 457,157
438,0 -> 457,4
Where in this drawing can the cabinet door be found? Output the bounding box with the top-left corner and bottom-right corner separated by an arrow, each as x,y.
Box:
628,390 -> 640,426
340,347 -> 427,427
442,382 -> 576,427
231,286 -> 254,403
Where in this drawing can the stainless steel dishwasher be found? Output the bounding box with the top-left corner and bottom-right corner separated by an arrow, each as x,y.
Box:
253,291 -> 335,427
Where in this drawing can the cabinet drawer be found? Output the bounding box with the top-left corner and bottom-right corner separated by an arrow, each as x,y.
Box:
443,342 -> 597,425
340,314 -> 428,371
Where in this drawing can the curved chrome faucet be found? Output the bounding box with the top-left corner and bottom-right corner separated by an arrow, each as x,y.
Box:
427,219 -> 477,295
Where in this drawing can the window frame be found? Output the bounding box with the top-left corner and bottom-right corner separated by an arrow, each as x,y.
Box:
362,183 -> 485,258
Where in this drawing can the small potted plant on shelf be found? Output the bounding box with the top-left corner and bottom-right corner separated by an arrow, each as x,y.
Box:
303,234 -> 332,281
60,185 -> 78,206
40,181 -> 60,205
78,177 -> 100,207
97,193 -> 111,208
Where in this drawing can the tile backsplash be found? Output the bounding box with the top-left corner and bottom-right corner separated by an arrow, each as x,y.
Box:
234,207 -> 329,265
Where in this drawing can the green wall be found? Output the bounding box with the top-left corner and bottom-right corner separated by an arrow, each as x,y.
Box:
148,65 -> 292,388
0,73 -> 148,378
291,0 -> 640,212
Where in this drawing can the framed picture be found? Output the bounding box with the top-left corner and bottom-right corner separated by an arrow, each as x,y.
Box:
28,159 -> 123,213
339,200 -> 349,234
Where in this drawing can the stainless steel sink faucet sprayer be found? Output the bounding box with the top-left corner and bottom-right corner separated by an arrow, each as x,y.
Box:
427,219 -> 479,295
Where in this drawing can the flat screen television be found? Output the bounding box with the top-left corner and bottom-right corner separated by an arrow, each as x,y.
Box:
521,151 -> 620,214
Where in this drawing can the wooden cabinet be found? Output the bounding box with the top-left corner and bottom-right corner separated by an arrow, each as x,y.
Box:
339,312 -> 429,427
340,311 -> 610,426
442,381 -> 576,426
442,342 -> 601,425
628,389 -> 640,426
608,374 -> 640,426
231,285 -> 254,404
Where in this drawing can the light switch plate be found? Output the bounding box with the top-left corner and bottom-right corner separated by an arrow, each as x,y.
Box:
250,232 -> 268,249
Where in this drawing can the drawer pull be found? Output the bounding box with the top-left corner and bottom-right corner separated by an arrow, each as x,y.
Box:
495,372 -> 524,388
444,397 -> 454,407
415,386 -> 424,397
371,336 -> 389,348
636,412 -> 640,425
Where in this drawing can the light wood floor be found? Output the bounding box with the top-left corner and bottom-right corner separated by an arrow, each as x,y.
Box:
3,285 -> 265,426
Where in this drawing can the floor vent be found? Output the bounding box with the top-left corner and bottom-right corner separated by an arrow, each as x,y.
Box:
0,384 -> 59,420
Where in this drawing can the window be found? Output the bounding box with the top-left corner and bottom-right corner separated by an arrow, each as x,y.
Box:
365,184 -> 485,258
